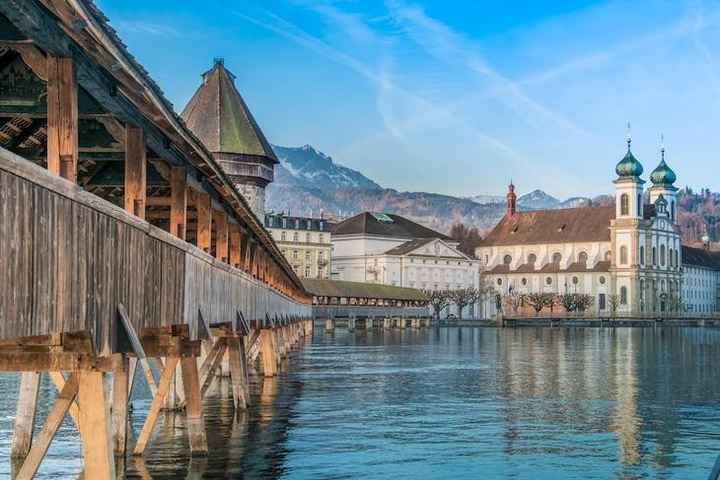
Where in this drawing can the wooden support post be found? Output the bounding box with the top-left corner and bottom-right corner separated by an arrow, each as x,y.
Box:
227,337 -> 249,411
181,356 -> 208,456
48,372 -> 80,427
134,357 -> 179,456
11,372 -> 41,459
229,224 -> 241,269
260,329 -> 277,377
15,374 -> 79,480
170,167 -> 187,240
112,356 -> 129,456
214,210 -> 228,263
196,191 -> 212,253
244,241 -> 255,274
78,371 -> 116,479
124,125 -> 147,219
46,56 -> 78,182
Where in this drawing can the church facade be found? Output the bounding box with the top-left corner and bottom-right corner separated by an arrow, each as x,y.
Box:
477,136 -> 718,316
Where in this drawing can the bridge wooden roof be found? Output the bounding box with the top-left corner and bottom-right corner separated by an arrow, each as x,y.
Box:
301,279 -> 427,301
0,0 -> 306,297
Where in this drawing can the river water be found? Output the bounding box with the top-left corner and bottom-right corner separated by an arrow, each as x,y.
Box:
1,327 -> 720,479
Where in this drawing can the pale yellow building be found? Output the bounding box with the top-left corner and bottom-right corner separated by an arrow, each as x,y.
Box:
265,213 -> 332,279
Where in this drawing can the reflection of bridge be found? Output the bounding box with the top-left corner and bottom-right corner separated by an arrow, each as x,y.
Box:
501,312 -> 720,327
0,1 -> 313,478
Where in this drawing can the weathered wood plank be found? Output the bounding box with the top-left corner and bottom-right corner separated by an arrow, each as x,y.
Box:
133,356 -> 179,455
170,167 -> 187,240
124,124 -> 146,219
78,370 -> 115,478
10,372 -> 41,459
46,55 -> 78,181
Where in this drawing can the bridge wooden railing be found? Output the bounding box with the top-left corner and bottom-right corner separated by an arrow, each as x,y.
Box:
0,146 -> 309,351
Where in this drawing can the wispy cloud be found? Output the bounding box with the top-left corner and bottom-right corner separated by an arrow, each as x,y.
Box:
235,7 -> 528,165
384,0 -> 592,139
115,20 -> 179,38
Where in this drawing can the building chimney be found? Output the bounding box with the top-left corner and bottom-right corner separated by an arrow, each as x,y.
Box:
506,181 -> 517,217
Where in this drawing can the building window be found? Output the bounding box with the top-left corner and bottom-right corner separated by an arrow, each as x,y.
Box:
640,246 -> 644,265
503,255 -> 512,265
304,266 -> 310,278
521,278 -> 527,286
293,232 -> 298,242
671,201 -> 675,221
546,277 -> 552,285
572,276 -> 579,285
660,245 -> 666,266
652,247 -> 657,265
528,253 -> 537,265
319,234 -> 325,243
620,246 -> 628,265
599,276 -> 606,284
293,250 -> 298,260
637,194 -> 642,216
620,193 -> 629,216
578,252 -> 588,264
497,278 -> 503,286
620,286 -> 628,305
552,253 -> 562,264
281,231 -> 286,241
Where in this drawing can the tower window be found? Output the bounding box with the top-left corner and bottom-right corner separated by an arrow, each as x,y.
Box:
620,286 -> 628,305
620,193 -> 629,216
637,194 -> 642,216
652,247 -> 657,266
640,246 -> 644,265
620,246 -> 628,265
671,201 -> 675,221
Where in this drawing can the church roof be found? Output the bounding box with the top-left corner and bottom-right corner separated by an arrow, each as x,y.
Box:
332,212 -> 451,240
384,238 -> 434,256
181,60 -> 278,163
481,206 -> 615,246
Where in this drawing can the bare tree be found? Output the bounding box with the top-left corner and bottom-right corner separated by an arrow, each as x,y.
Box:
449,287 -> 480,319
559,293 -> 595,313
607,294 -> 620,315
525,293 -> 555,314
424,289 -> 451,320
504,291 -> 523,314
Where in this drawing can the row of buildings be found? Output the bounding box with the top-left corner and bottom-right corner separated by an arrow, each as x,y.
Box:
186,59 -> 720,318
265,136 -> 720,318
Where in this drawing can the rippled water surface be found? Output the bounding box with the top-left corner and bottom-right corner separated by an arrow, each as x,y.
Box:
2,327 -> 720,479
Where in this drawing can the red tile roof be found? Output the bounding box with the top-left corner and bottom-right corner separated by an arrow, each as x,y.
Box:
481,207 -> 615,246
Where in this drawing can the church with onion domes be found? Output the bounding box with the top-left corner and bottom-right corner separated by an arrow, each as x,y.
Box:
477,130 -> 720,317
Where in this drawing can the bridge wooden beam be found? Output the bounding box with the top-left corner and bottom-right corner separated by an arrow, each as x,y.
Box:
194,190 -> 212,253
46,55 -> 78,182
78,370 -> 116,479
169,166 -> 187,240
10,372 -> 40,459
213,210 -> 228,263
229,223 -> 241,269
124,124 -> 146,219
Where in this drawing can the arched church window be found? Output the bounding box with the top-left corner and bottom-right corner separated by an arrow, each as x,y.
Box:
545,277 -> 553,285
497,278 -> 502,286
521,278 -> 527,286
552,252 -> 562,264
604,251 -> 611,262
671,201 -> 675,221
620,286 -> 628,305
599,276 -> 606,284
652,247 -> 657,265
620,194 -> 629,216
527,253 -> 537,265
503,255 -> 512,265
572,276 -> 579,285
578,252 -> 588,264
640,246 -> 645,265
660,245 -> 666,266
637,194 -> 642,216
620,246 -> 628,265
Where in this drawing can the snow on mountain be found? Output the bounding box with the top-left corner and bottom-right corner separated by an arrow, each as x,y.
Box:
271,144 -> 381,191
468,194 -> 505,205
517,189 -> 560,210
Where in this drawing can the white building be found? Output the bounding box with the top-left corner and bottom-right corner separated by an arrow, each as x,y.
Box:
264,213 -> 332,279
331,212 -> 480,317
477,134 -> 717,317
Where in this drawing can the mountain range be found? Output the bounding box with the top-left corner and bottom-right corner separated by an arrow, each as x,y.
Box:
266,144 -> 608,233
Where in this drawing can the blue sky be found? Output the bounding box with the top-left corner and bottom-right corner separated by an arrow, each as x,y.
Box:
98,0 -> 720,199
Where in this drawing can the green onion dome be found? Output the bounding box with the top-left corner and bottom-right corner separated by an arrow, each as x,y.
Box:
650,159 -> 676,186
615,147 -> 644,178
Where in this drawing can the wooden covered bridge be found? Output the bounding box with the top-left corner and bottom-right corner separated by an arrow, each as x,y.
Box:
0,0 -> 313,478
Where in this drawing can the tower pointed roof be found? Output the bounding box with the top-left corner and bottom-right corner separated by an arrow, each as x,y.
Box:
181,59 -> 278,163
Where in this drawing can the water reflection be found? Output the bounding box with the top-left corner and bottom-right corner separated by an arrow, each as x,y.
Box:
1,327 -> 720,479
